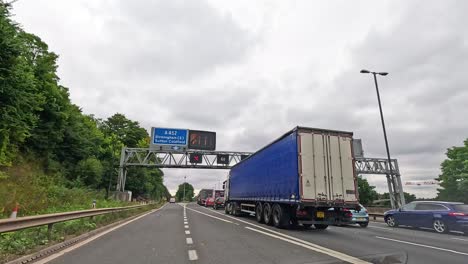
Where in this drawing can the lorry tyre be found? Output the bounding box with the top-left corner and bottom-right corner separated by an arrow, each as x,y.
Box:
302,223 -> 313,229
263,203 -> 273,225
255,203 -> 264,223
314,224 -> 329,230
272,204 -> 290,228
231,202 -> 240,216
229,202 -> 236,215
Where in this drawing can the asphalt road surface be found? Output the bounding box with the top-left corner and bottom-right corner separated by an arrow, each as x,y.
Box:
42,203 -> 468,264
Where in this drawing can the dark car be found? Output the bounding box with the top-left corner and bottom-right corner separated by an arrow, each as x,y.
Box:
213,197 -> 225,210
384,201 -> 468,234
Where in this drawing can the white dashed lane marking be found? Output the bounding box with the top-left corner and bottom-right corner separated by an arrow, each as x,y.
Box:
185,230 -> 191,235
188,250 -> 198,260
186,237 -> 193,244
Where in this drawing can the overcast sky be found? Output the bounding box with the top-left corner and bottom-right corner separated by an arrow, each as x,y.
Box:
13,0 -> 468,197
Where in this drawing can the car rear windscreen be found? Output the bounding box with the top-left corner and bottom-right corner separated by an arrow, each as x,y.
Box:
453,204 -> 468,212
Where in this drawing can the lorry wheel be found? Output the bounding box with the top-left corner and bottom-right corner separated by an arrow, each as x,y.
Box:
302,223 -> 313,229
314,224 -> 329,230
255,203 -> 264,223
263,203 -> 273,225
226,202 -> 232,214
231,202 -> 240,216
229,202 -> 236,215
272,204 -> 290,229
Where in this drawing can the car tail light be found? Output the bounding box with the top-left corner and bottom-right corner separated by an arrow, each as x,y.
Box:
449,212 -> 466,216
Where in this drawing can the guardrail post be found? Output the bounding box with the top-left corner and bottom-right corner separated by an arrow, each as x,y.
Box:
47,223 -> 53,240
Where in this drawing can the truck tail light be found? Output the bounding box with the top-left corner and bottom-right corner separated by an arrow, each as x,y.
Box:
449,212 -> 466,216
296,210 -> 308,217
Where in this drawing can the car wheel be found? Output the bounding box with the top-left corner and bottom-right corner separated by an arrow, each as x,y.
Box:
359,222 -> 369,228
433,219 -> 448,233
255,203 -> 264,223
263,203 -> 273,225
386,215 -> 398,227
314,224 -> 329,230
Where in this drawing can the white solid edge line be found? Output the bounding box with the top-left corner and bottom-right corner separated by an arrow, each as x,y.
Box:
191,205 -> 368,264
186,237 -> 193,244
375,236 -> 468,256
245,227 -> 369,264
452,237 -> 468,242
188,250 -> 198,261
184,206 -> 233,224
35,203 -> 168,264
185,230 -> 191,235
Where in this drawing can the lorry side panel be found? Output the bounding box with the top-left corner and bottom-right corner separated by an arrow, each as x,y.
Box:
229,132 -> 299,202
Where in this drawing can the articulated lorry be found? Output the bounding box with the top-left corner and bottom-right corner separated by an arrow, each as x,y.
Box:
224,126 -> 359,229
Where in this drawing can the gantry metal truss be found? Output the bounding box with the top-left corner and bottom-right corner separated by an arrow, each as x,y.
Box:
354,157 -> 400,175
116,148 -> 405,208
116,148 -> 252,192
355,157 -> 405,208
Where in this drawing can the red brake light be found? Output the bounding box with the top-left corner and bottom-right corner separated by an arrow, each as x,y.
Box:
449,212 -> 465,216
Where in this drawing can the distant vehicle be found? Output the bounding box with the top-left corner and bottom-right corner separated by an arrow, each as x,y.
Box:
169,197 -> 176,203
205,197 -> 215,207
197,189 -> 214,205
214,189 -> 225,199
213,197 -> 225,210
330,204 -> 369,227
224,127 -> 359,229
384,201 -> 468,234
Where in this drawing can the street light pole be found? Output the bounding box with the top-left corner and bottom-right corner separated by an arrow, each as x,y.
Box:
183,175 -> 186,202
360,69 -> 405,208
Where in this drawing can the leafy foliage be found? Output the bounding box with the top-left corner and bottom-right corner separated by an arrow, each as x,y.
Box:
0,3 -> 169,217
437,139 -> 468,203
175,182 -> 194,202
357,176 -> 379,206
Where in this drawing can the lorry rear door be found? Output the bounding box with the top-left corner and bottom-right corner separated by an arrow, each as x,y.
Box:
299,132 -> 357,203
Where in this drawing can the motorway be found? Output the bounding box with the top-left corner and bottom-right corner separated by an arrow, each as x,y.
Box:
39,203 -> 468,264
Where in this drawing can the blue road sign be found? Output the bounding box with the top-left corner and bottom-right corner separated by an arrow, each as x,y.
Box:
152,128 -> 188,146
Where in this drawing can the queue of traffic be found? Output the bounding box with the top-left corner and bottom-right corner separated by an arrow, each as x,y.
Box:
193,126 -> 467,235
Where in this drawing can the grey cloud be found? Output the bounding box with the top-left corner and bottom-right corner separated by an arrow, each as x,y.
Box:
93,0 -> 254,80
13,1 -> 468,198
